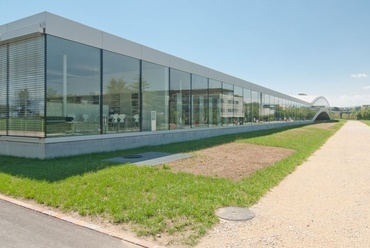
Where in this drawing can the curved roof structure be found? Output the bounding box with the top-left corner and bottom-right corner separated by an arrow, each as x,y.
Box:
294,95 -> 330,107
294,95 -> 331,121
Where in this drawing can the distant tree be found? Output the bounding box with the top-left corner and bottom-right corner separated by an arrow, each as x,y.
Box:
351,110 -> 362,120
0,104 -> 7,116
104,78 -> 128,112
106,78 -> 128,93
18,88 -> 32,116
47,88 -> 58,98
130,76 -> 149,92
361,108 -> 370,120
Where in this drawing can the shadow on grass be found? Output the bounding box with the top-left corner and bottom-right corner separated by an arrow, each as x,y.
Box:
0,124 -> 310,183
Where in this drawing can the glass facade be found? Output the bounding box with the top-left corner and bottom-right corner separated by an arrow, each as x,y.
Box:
0,36 -> 45,137
191,74 -> 208,128
46,36 -> 100,136
142,61 -> 169,131
0,34 -> 323,139
208,79 -> 222,126
252,91 -> 260,122
103,50 -> 140,133
243,88 -> 251,123
169,69 -> 191,129
233,86 -> 243,125
0,45 -> 6,135
221,83 -> 234,126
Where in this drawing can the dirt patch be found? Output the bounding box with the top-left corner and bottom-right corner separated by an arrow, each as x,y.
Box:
311,122 -> 337,129
168,143 -> 295,181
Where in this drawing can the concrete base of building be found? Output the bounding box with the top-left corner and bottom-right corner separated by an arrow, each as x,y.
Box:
0,121 -> 312,159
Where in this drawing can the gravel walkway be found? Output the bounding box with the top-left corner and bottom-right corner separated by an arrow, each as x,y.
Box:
196,121 -> 370,247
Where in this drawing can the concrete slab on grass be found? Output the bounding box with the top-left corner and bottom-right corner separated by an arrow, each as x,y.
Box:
216,207 -> 255,221
105,152 -> 193,166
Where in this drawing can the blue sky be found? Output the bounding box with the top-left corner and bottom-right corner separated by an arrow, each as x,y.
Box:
1,0 -> 370,107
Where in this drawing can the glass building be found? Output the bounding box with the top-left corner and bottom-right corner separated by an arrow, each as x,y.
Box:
0,12 -> 330,158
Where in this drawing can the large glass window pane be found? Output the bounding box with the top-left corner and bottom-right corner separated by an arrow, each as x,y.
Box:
103,51 -> 140,133
169,69 -> 190,129
294,101 -> 299,121
221,83 -> 234,125
282,99 -> 288,121
275,97 -> 283,121
0,45 -> 7,135
191,74 -> 208,128
243,88 -> 252,123
304,103 -> 315,120
234,86 -> 243,125
46,36 -> 100,136
8,37 -> 45,137
142,61 -> 169,131
290,102 -> 296,121
208,79 -> 221,126
270,95 -> 275,121
286,100 -> 294,121
285,100 -> 290,121
261,93 -> 269,122
251,91 -> 260,122
297,103 -> 303,121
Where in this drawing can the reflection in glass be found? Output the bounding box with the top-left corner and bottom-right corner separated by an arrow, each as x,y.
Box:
169,69 -> 190,129
251,91 -> 260,122
103,51 -> 140,133
46,35 -> 100,136
286,100 -> 294,121
142,61 -> 169,131
234,86 -> 243,125
243,88 -> 252,123
191,74 -> 208,128
275,97 -> 282,121
261,93 -> 269,122
221,83 -> 234,125
269,95 -> 275,121
0,29 -> 327,142
0,45 -> 7,135
8,37 -> 45,137
300,103 -> 304,120
284,100 -> 290,121
208,79 -> 221,126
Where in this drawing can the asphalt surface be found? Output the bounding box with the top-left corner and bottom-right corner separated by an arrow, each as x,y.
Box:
0,199 -> 139,248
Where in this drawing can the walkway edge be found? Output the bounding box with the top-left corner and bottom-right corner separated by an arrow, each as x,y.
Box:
0,193 -> 163,248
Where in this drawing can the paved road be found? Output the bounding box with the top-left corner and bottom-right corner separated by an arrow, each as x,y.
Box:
197,120 -> 370,247
0,199 -> 139,248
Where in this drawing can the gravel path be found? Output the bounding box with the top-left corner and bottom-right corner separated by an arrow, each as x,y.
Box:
196,121 -> 370,247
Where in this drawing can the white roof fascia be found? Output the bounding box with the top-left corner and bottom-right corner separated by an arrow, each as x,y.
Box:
0,22 -> 44,42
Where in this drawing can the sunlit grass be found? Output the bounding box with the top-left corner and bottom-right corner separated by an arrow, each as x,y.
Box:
361,120 -> 370,126
0,120 -> 344,246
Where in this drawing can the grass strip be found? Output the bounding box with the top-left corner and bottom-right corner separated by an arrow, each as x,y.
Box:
0,120 -> 345,245
361,120 -> 370,126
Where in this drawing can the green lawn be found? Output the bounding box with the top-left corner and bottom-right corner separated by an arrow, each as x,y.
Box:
361,120 -> 370,126
0,120 -> 344,246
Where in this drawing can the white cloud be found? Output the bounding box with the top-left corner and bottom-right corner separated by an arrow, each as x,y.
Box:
351,73 -> 368,78
364,86 -> 370,90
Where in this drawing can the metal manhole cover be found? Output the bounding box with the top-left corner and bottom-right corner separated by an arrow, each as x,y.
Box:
122,154 -> 142,159
215,207 -> 255,221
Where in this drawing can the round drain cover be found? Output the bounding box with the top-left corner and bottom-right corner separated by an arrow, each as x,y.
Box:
215,207 -> 255,221
122,154 -> 142,159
